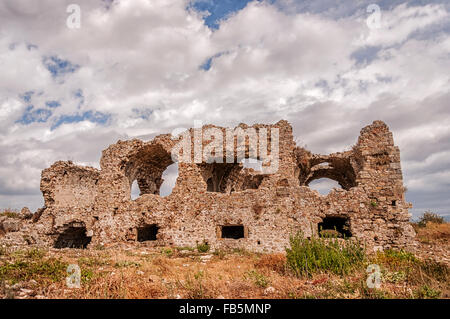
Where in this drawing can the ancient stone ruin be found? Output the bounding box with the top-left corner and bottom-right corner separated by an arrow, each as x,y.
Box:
0,120 -> 417,252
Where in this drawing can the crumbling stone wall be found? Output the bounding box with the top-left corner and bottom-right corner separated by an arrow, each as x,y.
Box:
0,120 -> 416,252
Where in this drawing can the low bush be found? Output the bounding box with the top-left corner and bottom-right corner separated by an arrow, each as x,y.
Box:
417,211 -> 445,227
183,270 -> 211,299
245,270 -> 269,288
0,258 -> 67,283
0,209 -> 20,219
414,285 -> 441,299
286,232 -> 365,277
377,249 -> 418,267
196,241 -> 210,253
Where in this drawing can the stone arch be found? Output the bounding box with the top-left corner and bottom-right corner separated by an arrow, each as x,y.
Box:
198,156 -> 266,194
199,162 -> 240,193
124,143 -> 174,197
300,156 -> 357,191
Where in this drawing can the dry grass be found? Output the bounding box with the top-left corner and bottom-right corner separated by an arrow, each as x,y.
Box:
0,243 -> 448,299
413,222 -> 450,243
0,208 -> 20,219
255,253 -> 287,274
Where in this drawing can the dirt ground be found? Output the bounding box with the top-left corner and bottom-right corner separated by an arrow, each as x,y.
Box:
1,222 -> 448,299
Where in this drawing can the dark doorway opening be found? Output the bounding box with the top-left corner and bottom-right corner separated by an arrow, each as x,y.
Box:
137,224 -> 159,242
221,225 -> 245,239
54,226 -> 91,249
318,216 -> 351,238
207,178 -> 214,192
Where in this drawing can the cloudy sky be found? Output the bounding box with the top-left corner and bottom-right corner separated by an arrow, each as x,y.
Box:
0,0 -> 449,219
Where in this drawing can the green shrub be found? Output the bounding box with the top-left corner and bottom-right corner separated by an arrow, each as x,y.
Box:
319,229 -> 342,238
0,258 -> 67,283
183,270 -> 209,299
81,268 -> 95,284
161,248 -> 173,256
415,285 -> 441,299
286,232 -> 365,277
196,240 -> 210,253
417,211 -> 445,227
245,270 -> 269,288
382,270 -> 406,284
382,249 -> 418,264
24,248 -> 46,259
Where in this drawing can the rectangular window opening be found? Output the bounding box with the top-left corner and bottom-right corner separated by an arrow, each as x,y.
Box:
220,225 -> 245,239
137,224 -> 159,242
318,216 -> 352,238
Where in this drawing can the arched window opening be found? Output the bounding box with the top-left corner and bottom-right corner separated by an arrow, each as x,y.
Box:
299,157 -> 357,191
308,178 -> 342,195
131,180 -> 140,200
125,144 -> 173,199
159,162 -> 178,197
200,162 -> 240,193
199,161 -> 264,193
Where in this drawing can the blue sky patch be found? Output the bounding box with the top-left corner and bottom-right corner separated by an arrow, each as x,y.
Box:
16,107 -> 52,125
45,101 -> 61,108
43,55 -> 79,77
20,91 -> 34,103
280,0 -> 450,19
132,108 -> 153,120
199,51 -> 227,70
189,0 -> 257,29
73,89 -> 85,108
51,111 -> 111,130
350,46 -> 381,65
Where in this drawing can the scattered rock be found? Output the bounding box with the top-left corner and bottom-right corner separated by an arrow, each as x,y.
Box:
2,220 -> 21,232
11,283 -> 23,290
20,207 -> 33,219
264,286 -> 276,295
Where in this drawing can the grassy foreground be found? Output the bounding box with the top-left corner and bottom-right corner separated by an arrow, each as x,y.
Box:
0,220 -> 448,299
